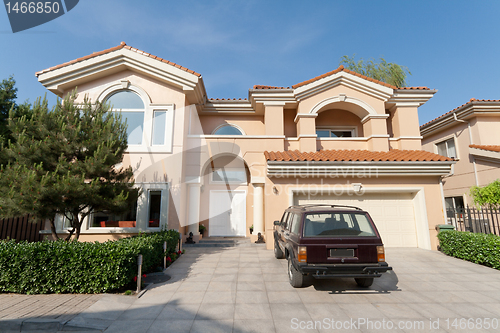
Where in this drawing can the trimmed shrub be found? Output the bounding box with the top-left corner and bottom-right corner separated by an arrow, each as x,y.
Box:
437,230 -> 500,270
0,229 -> 179,294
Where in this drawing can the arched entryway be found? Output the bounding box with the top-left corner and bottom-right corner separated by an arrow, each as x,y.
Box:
201,154 -> 250,237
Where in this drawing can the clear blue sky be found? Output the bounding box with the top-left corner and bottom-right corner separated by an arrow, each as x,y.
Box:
1,0 -> 499,124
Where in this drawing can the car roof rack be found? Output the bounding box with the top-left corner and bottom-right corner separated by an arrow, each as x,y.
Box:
288,204 -> 363,211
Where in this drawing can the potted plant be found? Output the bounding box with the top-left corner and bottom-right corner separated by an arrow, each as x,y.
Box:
249,224 -> 254,234
199,224 -> 206,235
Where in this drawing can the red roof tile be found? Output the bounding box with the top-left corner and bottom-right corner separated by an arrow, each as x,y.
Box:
421,98 -> 500,128
36,42 -> 201,77
291,65 -> 430,90
265,149 -> 452,162
469,145 -> 500,153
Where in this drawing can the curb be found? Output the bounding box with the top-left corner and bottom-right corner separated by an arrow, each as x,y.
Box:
0,318 -> 71,332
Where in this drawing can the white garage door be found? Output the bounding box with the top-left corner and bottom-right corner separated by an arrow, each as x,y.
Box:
294,193 -> 418,247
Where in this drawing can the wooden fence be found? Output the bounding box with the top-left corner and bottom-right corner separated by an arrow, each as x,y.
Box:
0,215 -> 44,242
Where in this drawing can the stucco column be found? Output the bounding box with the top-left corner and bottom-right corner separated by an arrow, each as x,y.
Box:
295,113 -> 318,152
264,103 -> 285,136
252,179 -> 265,235
187,183 -> 201,235
361,114 -> 390,151
390,105 -> 422,150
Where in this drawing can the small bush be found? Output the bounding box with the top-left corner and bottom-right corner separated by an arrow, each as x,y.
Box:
437,230 -> 500,270
0,229 -> 179,294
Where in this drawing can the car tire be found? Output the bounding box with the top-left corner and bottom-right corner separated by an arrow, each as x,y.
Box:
274,240 -> 284,259
288,257 -> 304,288
355,277 -> 374,288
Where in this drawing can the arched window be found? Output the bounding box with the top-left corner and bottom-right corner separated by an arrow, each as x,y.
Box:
212,124 -> 244,135
105,90 -> 145,145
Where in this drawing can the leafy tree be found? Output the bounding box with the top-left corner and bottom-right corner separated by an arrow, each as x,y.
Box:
470,180 -> 500,208
0,91 -> 139,240
339,55 -> 411,87
0,76 -> 31,148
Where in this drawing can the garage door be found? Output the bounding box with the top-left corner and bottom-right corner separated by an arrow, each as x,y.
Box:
294,193 -> 418,247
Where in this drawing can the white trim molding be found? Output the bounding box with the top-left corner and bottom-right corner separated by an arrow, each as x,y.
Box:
469,147 -> 500,162
267,160 -> 455,178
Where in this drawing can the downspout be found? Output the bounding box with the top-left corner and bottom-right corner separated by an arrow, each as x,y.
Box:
453,113 -> 478,186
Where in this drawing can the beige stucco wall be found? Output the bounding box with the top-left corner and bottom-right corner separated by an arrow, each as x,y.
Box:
422,116 -> 500,205
197,115 -> 265,135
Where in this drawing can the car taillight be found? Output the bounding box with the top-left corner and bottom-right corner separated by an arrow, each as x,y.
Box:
377,246 -> 385,262
298,246 -> 307,263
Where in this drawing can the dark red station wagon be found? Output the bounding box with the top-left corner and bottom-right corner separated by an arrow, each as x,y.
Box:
273,204 -> 392,288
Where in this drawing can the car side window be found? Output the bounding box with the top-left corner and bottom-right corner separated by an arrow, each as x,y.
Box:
291,214 -> 301,235
286,213 -> 294,231
280,212 -> 289,227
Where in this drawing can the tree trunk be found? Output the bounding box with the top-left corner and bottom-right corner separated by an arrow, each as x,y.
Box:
49,217 -> 60,240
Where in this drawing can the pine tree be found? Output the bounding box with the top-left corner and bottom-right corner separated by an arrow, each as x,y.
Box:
0,76 -> 31,149
0,91 -> 139,240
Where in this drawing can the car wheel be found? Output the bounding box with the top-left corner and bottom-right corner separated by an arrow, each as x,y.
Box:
288,257 -> 304,288
274,240 -> 284,259
355,277 -> 374,288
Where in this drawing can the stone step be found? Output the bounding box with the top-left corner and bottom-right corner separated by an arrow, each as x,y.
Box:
183,237 -> 251,247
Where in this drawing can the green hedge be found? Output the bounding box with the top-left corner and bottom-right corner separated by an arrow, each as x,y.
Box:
0,229 -> 179,294
437,230 -> 500,270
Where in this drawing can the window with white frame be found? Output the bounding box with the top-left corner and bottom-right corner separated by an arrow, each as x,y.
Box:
316,127 -> 357,138
88,184 -> 168,229
436,138 -> 457,158
152,111 -> 167,145
105,90 -> 145,145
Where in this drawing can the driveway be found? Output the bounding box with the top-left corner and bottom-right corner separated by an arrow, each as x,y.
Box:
4,244 -> 500,332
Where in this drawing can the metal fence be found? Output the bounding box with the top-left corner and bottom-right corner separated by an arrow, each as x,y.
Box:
0,215 -> 44,242
446,206 -> 500,236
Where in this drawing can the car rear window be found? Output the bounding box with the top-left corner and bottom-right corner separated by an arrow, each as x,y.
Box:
303,212 -> 377,237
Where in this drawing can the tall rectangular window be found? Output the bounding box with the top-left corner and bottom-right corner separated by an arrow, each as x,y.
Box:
152,111 -> 167,145
148,191 -> 162,228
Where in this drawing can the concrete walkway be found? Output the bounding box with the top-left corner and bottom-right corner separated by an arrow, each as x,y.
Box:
2,244 -> 500,332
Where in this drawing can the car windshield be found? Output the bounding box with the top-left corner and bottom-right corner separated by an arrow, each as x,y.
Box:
303,212 -> 377,237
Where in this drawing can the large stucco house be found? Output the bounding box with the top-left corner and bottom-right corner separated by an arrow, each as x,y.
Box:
36,42 -> 454,250
421,99 -> 500,213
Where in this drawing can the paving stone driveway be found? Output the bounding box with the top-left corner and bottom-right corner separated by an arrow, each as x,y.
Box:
3,244 -> 500,332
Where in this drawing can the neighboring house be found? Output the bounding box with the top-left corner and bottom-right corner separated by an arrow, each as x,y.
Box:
36,42 -> 454,250
421,99 -> 500,214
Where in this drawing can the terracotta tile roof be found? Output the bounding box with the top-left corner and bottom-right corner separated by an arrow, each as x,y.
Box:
36,42 -> 201,77
253,85 -> 290,90
265,149 -> 452,162
421,98 -> 500,128
291,65 -> 430,90
469,145 -> 500,153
